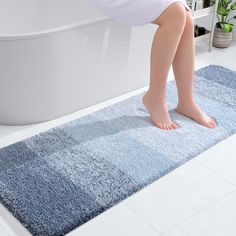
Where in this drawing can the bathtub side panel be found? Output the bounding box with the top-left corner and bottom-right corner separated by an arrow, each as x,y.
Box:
0,21 -> 155,125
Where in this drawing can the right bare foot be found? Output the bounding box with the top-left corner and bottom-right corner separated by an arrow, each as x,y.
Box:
142,92 -> 179,130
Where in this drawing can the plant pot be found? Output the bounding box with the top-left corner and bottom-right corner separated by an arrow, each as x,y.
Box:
213,24 -> 233,48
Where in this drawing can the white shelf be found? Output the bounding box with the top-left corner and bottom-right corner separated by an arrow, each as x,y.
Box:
192,5 -> 215,19
194,30 -> 211,44
189,0 -> 219,52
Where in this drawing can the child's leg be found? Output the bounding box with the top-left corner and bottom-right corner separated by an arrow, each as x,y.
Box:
143,2 -> 187,130
172,11 -> 217,128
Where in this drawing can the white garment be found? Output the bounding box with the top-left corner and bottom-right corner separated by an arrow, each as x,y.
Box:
89,0 -> 191,26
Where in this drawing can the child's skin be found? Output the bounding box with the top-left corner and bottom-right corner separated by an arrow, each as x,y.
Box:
142,2 -> 217,130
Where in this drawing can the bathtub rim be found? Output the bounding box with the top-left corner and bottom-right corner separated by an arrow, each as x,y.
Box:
0,16 -> 111,41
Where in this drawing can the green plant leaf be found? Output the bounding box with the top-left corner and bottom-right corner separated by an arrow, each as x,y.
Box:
218,3 -> 229,16
231,2 -> 236,10
220,23 -> 233,32
223,0 -> 232,5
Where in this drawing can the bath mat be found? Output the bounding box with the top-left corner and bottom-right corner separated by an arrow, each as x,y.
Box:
0,64 -> 236,236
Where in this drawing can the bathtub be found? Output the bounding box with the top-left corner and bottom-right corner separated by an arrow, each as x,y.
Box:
0,0 -> 155,125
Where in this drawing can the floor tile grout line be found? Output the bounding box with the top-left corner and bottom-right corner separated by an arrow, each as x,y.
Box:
122,203 -> 162,235
122,157 -> 236,235
0,223 -> 10,236
0,217 -> 13,236
158,188 -> 236,236
195,158 -> 236,188
0,223 -> 17,236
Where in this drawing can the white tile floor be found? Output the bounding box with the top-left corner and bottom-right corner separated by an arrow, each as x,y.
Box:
0,39 -> 236,236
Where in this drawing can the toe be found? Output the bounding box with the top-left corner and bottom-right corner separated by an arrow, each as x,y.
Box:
155,122 -> 163,129
209,122 -> 216,128
174,122 -> 179,128
211,118 -> 217,126
164,124 -> 170,130
207,122 -> 215,128
162,124 -> 167,130
165,124 -> 170,130
171,122 -> 178,129
156,123 -> 165,129
209,118 -> 217,128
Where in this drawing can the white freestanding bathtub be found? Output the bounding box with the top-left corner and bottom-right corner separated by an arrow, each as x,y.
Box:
0,0 -> 155,125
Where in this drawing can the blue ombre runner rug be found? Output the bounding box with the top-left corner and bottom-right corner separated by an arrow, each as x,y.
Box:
0,64 -> 236,236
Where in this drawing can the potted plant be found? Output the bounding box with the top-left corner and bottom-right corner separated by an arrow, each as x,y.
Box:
211,0 -> 236,48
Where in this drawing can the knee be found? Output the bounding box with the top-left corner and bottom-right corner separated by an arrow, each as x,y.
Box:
160,2 -> 187,33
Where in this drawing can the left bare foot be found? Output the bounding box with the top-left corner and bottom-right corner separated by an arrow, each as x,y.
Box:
175,103 -> 217,128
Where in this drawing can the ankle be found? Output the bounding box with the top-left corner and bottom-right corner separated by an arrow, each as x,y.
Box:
177,99 -> 196,108
144,90 -> 166,106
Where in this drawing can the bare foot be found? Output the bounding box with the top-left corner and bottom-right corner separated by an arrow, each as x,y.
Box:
142,92 -> 179,130
175,103 -> 217,128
